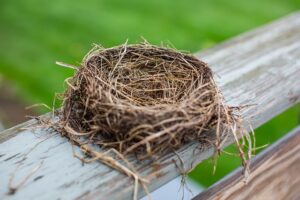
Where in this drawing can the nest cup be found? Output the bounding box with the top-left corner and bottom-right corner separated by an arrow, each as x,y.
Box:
61,43 -> 237,160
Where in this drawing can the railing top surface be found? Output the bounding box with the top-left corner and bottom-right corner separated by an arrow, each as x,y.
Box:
0,12 -> 300,200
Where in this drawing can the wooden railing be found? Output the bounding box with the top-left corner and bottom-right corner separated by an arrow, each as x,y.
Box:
0,12 -> 299,200
193,126 -> 300,200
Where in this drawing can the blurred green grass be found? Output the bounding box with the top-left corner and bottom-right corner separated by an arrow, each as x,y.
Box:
0,0 -> 299,187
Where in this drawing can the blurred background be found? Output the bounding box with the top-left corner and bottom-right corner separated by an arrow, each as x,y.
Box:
0,0 -> 299,196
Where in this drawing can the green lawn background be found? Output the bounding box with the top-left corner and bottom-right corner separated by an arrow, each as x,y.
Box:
0,0 -> 299,187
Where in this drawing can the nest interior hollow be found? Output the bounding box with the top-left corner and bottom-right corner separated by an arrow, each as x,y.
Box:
61,43 -> 236,160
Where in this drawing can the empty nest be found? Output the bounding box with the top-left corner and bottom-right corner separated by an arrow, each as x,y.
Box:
56,42 -> 252,199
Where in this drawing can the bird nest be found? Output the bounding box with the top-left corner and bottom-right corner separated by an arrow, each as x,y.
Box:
56,42 -> 251,199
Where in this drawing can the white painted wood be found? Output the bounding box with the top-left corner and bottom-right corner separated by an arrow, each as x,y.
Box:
0,12 -> 300,200
140,177 -> 203,200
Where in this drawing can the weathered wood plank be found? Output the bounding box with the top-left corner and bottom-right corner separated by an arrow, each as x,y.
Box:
0,119 -> 36,143
193,125 -> 300,200
0,12 -> 300,200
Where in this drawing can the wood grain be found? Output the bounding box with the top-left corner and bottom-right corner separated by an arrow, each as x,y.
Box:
0,12 -> 300,200
193,126 -> 300,200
